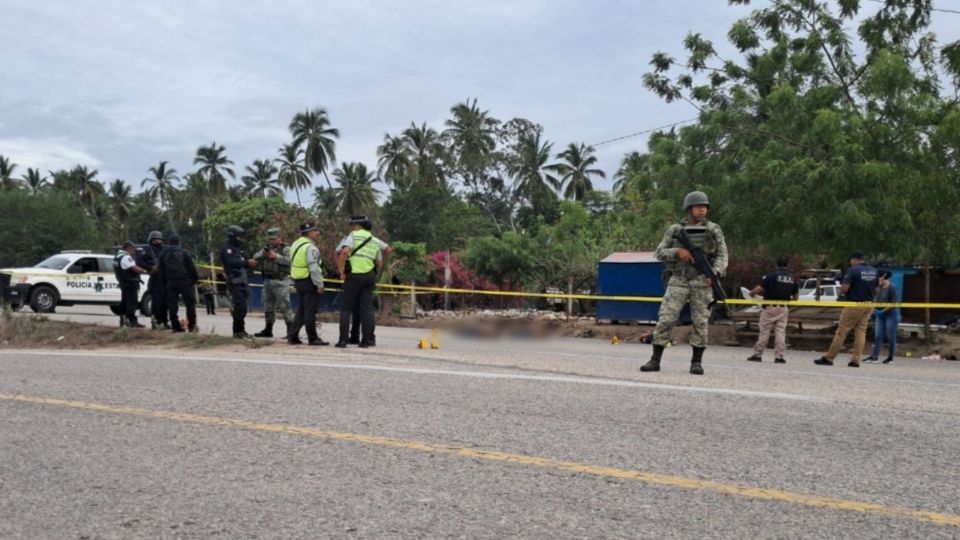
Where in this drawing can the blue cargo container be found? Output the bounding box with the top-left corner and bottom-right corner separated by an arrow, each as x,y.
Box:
596,252 -> 689,323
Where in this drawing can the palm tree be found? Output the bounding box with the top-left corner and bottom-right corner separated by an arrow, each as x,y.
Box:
508,132 -> 561,215
444,98 -> 497,189
275,142 -> 311,206
289,107 -> 339,188
71,165 -> 105,211
311,185 -> 340,218
613,151 -> 656,197
141,161 -> 180,230
332,162 -> 381,217
21,168 -> 48,194
376,133 -> 413,186
402,122 -> 447,187
193,142 -> 235,197
177,173 -> 217,230
556,143 -> 605,201
0,155 -> 20,191
241,159 -> 282,198
107,179 -> 134,242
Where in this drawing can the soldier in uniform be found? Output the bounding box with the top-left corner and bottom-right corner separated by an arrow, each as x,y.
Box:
252,227 -> 294,339
220,225 -> 257,338
746,256 -> 799,363
138,230 -> 169,329
641,191 -> 728,375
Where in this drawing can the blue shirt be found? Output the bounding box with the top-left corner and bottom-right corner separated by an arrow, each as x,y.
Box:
843,263 -> 878,302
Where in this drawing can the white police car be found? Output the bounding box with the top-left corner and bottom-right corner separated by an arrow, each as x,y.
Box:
0,251 -> 151,315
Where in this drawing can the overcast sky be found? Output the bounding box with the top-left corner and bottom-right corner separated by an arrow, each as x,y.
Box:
1,1 -> 956,195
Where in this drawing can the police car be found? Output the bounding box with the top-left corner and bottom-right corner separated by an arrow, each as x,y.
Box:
0,251 -> 151,315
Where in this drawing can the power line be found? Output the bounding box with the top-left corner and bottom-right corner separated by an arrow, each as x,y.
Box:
865,0 -> 960,15
590,118 -> 699,148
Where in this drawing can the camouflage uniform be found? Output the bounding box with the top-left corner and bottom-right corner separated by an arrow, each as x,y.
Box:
653,220 -> 729,349
253,233 -> 294,337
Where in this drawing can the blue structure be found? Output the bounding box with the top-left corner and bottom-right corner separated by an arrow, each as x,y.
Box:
246,275 -> 340,312
596,252 -> 689,323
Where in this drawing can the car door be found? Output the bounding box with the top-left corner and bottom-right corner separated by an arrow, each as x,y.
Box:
97,256 -> 124,303
63,257 -> 102,302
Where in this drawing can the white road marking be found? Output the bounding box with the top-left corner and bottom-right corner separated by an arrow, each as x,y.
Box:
1,350 -> 826,403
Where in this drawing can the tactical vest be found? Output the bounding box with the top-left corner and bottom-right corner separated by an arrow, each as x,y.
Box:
764,270 -> 796,301
290,237 -> 313,280
348,230 -> 378,275
670,221 -> 719,276
163,248 -> 189,281
259,243 -> 290,280
113,253 -> 139,284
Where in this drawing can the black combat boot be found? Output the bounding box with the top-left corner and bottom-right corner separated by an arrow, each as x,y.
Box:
254,323 -> 274,338
690,346 -> 705,375
640,345 -> 664,372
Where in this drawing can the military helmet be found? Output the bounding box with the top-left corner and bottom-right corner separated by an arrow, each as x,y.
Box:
148,230 -> 164,242
682,191 -> 710,212
226,225 -> 245,238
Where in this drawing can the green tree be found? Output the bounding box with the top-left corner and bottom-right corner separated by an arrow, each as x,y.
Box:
332,162 -> 380,217
141,160 -> 180,232
194,142 -> 235,198
376,133 -> 413,186
0,155 -> 19,191
0,191 -> 101,267
508,132 -> 561,218
241,159 -> 282,198
402,122 -> 447,188
276,142 -> 311,207
556,142 -> 605,201
107,179 -> 135,243
444,98 -> 498,191
290,107 -> 339,188
21,168 -> 48,195
639,0 -> 960,263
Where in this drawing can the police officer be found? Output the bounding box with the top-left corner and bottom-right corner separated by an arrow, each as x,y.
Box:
814,250 -> 878,368
335,216 -> 390,348
287,222 -> 329,345
138,230 -> 169,329
220,225 -> 257,338
114,241 -> 146,328
158,233 -> 199,333
253,227 -> 294,339
747,256 -> 799,364
641,191 -> 728,375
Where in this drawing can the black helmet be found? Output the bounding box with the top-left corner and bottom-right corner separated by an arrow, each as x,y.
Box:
226,225 -> 245,238
148,230 -> 164,242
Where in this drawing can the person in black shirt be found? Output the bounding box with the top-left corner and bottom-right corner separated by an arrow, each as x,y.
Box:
219,225 -> 258,338
159,233 -> 199,333
815,250 -> 878,367
747,256 -> 799,363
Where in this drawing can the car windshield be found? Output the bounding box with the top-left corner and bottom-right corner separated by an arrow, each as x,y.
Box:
35,256 -> 72,270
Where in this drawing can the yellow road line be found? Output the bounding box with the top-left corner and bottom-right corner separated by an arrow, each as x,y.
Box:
4,391 -> 957,528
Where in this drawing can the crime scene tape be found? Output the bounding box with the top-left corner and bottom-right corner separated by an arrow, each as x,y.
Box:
194,265 -> 960,310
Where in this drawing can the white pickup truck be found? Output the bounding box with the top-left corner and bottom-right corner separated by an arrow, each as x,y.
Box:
0,251 -> 151,315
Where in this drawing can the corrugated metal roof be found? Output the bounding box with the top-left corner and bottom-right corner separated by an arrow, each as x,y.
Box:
600,252 -> 658,263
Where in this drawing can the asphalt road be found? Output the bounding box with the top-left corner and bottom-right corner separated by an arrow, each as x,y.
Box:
1,306 -> 959,538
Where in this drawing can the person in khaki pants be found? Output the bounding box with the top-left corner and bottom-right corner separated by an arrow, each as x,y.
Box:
747,256 -> 799,364
815,251 -> 879,368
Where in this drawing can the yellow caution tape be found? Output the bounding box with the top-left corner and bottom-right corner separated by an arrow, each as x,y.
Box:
192,264 -> 960,309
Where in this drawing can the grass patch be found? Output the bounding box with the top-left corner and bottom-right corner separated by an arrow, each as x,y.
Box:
0,313 -> 273,350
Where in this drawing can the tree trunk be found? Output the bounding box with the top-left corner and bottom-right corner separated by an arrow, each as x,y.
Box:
924,262 -> 931,346
566,274 -> 574,318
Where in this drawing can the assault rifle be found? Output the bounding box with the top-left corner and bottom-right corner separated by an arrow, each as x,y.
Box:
676,228 -> 728,317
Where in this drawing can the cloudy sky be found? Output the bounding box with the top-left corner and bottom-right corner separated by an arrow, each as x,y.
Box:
1,1 -> 956,194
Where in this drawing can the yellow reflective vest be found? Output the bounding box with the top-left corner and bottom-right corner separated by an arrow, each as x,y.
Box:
289,236 -> 314,280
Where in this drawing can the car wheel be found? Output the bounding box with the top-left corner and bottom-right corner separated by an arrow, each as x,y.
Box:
140,292 -> 152,317
109,304 -> 123,316
29,285 -> 58,313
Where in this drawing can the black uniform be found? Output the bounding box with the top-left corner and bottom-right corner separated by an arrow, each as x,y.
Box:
113,252 -> 142,327
159,243 -> 199,331
220,239 -> 251,336
137,242 -> 168,326
760,268 -> 799,302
